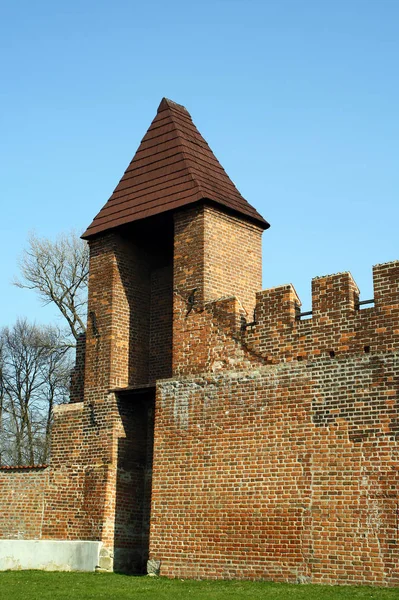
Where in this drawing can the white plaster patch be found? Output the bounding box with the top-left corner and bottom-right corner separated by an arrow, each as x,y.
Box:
0,540 -> 101,572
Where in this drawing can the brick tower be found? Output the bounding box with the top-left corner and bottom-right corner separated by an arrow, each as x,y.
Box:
67,98 -> 269,571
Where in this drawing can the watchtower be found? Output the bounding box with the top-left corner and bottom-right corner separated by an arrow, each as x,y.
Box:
78,98 -> 269,570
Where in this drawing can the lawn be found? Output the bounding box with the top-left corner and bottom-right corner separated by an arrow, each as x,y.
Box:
1,572 -> 398,600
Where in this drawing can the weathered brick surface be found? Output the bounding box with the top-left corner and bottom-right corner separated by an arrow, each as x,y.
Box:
149,262 -> 173,382
174,205 -> 263,317
42,402 -> 86,539
70,333 -> 86,403
0,467 -> 48,539
243,262 -> 399,364
113,393 -> 155,572
147,260 -> 399,585
36,220 -> 171,569
85,231 -> 150,393
1,197 -> 397,587
172,294 -> 263,377
151,354 -> 399,585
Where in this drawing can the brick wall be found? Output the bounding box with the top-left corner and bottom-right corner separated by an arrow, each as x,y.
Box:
113,391 -> 155,572
70,333 -> 86,403
55,218 -> 173,569
150,359 -> 399,585
3,201 -> 397,587
42,402 -> 86,540
0,467 -> 48,539
73,231 -> 153,558
149,260 -> 399,585
203,205 -> 263,315
243,261 -> 399,363
149,263 -> 173,382
172,294 -> 262,376
173,205 -> 263,317
85,232 -> 151,393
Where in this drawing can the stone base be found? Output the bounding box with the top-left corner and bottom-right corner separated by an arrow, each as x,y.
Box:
97,545 -> 114,572
0,540 -> 102,571
147,558 -> 161,576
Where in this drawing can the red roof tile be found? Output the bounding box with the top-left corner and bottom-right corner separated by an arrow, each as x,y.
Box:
82,98 -> 269,239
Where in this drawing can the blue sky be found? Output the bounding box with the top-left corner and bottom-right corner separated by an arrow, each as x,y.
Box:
1,0 -> 398,326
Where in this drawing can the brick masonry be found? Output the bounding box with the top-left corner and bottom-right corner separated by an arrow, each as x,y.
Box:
173,204 -> 263,317
42,402 -> 86,540
151,357 -> 399,584
147,259 -> 399,585
0,102 -> 398,585
70,333 -> 86,403
1,206 -> 398,584
0,467 -> 48,540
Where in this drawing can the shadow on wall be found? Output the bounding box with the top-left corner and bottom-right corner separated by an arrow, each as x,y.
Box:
115,216 -> 174,388
113,391 -> 155,574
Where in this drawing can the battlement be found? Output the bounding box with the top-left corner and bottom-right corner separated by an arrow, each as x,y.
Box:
244,260 -> 399,363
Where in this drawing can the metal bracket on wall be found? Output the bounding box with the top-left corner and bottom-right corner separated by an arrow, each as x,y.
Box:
241,306 -> 257,330
186,288 -> 197,317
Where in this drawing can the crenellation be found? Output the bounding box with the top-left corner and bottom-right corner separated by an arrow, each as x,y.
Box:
311,271 -> 359,322
244,261 -> 399,364
255,284 -> 300,326
373,260 -> 399,308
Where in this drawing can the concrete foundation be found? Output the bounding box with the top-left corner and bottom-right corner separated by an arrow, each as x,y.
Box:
0,540 -> 101,571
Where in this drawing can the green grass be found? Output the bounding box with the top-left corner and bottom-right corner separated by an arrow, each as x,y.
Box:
0,572 -> 398,600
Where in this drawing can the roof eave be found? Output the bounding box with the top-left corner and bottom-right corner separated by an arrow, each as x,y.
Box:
81,197 -> 269,240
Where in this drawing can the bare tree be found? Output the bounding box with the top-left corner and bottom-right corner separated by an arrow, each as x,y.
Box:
0,319 -> 71,466
0,336 -> 5,466
14,232 -> 89,345
2,231 -> 88,465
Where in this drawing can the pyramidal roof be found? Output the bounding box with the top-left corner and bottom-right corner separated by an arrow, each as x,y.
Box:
82,98 -> 269,239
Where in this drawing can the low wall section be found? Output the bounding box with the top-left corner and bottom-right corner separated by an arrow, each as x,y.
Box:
0,466 -> 48,540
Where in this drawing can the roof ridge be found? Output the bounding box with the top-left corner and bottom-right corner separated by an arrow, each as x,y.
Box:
164,103 -> 202,198
157,97 -> 190,116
